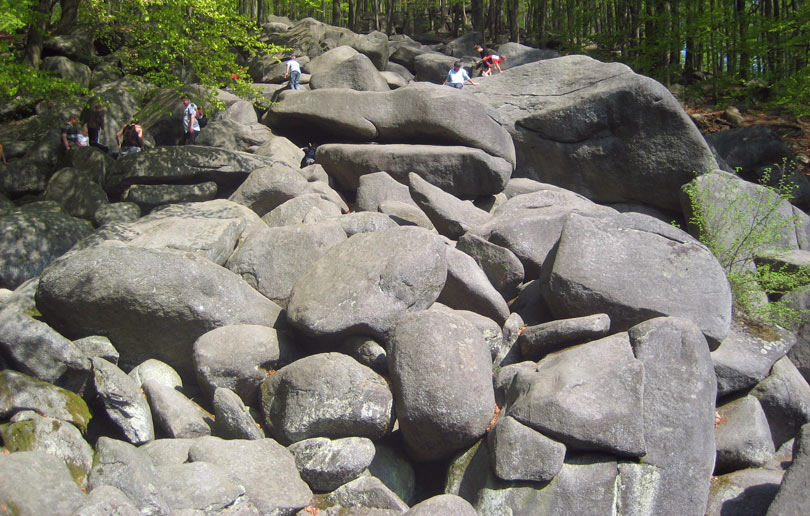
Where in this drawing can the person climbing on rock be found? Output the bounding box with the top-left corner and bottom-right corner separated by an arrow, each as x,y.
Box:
479,52 -> 506,74
300,142 -> 317,168
474,44 -> 490,76
61,114 -> 81,151
86,103 -> 109,152
182,95 -> 201,145
285,55 -> 301,90
443,62 -> 478,89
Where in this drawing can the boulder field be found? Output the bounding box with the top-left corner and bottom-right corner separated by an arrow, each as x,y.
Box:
1,16 -> 810,516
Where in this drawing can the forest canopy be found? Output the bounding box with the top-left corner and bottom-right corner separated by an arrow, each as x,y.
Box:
1,0 -> 808,115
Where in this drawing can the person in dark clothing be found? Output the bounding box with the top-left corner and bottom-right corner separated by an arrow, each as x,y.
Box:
474,44 -> 490,76
86,103 -> 109,152
300,143 -> 317,168
61,114 -> 81,151
116,119 -> 144,157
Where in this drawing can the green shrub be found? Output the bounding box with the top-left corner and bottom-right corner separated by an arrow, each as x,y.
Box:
683,167 -> 810,327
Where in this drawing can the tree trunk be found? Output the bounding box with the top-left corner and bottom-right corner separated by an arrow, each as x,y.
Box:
23,0 -> 56,69
471,0 -> 484,34
57,0 -> 80,34
508,0 -> 519,42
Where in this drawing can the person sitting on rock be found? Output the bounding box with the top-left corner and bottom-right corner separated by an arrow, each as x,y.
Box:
443,62 -> 478,89
61,114 -> 81,151
116,119 -> 144,157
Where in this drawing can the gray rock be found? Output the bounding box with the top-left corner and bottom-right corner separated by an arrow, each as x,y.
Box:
751,356 -> 810,448
705,468 -> 783,516
0,202 -> 92,289
88,437 -> 171,516
518,313 -> 612,361
495,312 -> 526,367
413,52 -> 461,83
356,171 -> 417,212
506,332 -> 645,456
430,303 -> 505,363
226,222 -> 348,308
0,450 -> 86,516
197,118 -> 274,153
447,440 -> 620,516
122,181 -> 218,211
0,412 -> 94,488
139,438 -> 194,467
325,476 -> 409,512
286,226 -> 446,340
628,317 -> 717,516
470,55 -> 717,212
73,335 -> 119,364
104,146 -> 279,195
156,461 -> 247,513
383,61 -> 414,82
188,436 -> 313,516
337,336 -> 388,376
142,379 -> 213,439
330,212 -> 399,236
545,212 -> 732,346
91,356 -> 155,445
36,244 -> 283,380
767,422 -> 810,516
261,353 -> 393,444
784,285 -> 810,383
262,193 -> 344,227
470,187 -> 617,278
438,246 -> 510,324
367,443 -> 416,505
388,309 -> 495,461
213,387 -> 265,440
71,485 -> 141,516
351,31 -> 389,70
378,199 -> 434,229
44,167 -> 109,219
403,494 -> 476,516
0,306 -> 91,391
79,199 -> 264,267
93,202 -> 141,226
407,172 -> 491,239
310,53 -> 390,91
288,436 -> 376,492
41,56 -> 91,87
254,135 -> 305,168
487,415 -> 566,482
715,395 -> 775,474
381,71 -> 409,89
0,370 -> 91,433
265,83 -> 515,166
318,143 -> 513,197
455,233 -> 524,301
712,318 -> 796,397
129,358 -> 183,390
194,324 -> 290,406
228,162 -> 314,217
388,44 -> 432,71
494,42 -> 559,68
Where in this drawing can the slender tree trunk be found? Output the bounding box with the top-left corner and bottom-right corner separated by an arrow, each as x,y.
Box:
57,0 -> 80,34
333,0 -> 342,26
23,0 -> 55,69
471,0 -> 484,34
508,0 -> 519,42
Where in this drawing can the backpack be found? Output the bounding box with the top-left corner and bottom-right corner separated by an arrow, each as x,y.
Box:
195,106 -> 208,128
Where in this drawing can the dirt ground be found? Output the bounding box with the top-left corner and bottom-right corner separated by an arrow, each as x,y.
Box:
684,106 -> 810,177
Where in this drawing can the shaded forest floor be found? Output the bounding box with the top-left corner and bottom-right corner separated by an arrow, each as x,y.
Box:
685,104 -> 810,178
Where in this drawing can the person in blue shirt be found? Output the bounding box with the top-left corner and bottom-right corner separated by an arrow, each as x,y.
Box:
443,62 -> 478,89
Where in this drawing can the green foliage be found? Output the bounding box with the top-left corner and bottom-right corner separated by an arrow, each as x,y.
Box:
684,168 -> 810,327
0,44 -> 88,104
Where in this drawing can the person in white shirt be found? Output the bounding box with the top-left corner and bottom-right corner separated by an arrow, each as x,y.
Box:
285,55 -> 302,90
443,62 -> 478,89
